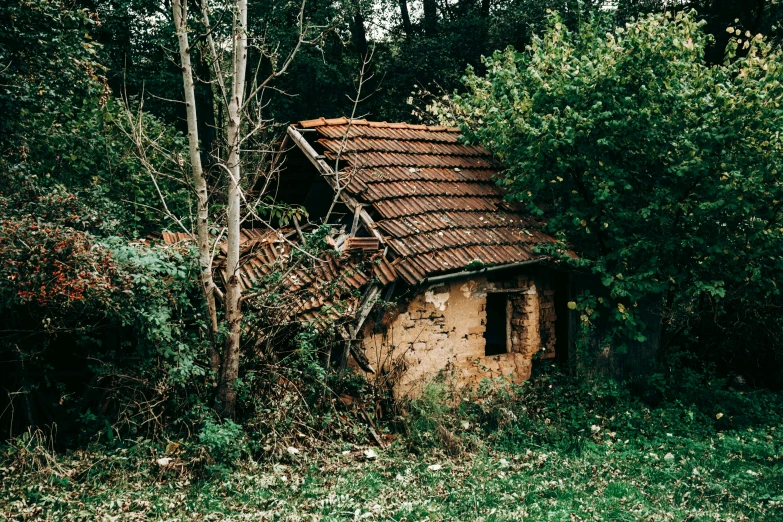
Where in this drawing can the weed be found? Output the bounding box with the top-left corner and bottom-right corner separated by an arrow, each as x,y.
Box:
198,416 -> 246,469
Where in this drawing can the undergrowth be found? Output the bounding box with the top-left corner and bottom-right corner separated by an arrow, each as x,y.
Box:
2,365 -> 782,521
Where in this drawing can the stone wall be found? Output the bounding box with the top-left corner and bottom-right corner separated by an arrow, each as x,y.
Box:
358,270 -> 558,397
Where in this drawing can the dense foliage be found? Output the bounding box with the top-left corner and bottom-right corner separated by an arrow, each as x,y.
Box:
452,11 -> 783,386
2,0 -> 783,484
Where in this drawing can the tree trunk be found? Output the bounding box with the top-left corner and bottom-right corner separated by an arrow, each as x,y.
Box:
481,0 -> 491,17
216,0 -> 249,419
423,0 -> 437,37
194,48 -> 218,168
398,0 -> 413,35
352,11 -> 369,60
172,0 -> 221,374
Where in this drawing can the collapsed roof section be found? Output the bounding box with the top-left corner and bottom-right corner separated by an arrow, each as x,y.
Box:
287,117 -> 556,285
159,227 -> 395,328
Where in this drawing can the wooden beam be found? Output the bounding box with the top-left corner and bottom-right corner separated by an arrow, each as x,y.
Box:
336,325 -> 353,370
336,324 -> 375,374
350,204 -> 363,237
350,344 -> 375,374
351,283 -> 383,336
287,126 -> 384,243
292,216 -> 306,245
336,283 -> 382,373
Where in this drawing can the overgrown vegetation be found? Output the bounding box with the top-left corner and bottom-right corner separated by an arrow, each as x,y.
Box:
3,0 -> 783,517
451,10 -> 783,386
3,366 -> 782,520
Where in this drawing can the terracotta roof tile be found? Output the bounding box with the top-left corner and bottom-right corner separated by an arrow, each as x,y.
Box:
324,151 -> 497,169
318,137 -> 489,156
292,117 -> 555,283
324,116 -> 350,125
353,166 -> 496,184
162,227 -> 396,324
299,117 -> 328,128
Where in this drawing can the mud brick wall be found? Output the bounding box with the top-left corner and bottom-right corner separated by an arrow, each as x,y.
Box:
358,272 -> 557,397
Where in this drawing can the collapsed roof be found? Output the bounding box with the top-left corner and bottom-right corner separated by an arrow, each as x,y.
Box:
159,228 -> 395,328
156,118 -> 559,372
159,117 -> 558,328
287,117 -> 556,285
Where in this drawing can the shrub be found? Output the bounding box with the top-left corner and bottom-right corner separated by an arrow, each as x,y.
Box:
451,10 -> 783,382
198,417 -> 246,468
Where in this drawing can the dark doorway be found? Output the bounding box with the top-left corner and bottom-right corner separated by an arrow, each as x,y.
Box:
484,293 -> 508,356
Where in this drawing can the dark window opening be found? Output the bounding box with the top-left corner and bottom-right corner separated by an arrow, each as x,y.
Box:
484,293 -> 508,356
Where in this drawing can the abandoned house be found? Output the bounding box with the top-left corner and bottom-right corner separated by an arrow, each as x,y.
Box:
269,116 -> 596,397
162,117 -> 658,397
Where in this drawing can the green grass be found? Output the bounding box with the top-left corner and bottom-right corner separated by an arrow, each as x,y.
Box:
2,369 -> 783,521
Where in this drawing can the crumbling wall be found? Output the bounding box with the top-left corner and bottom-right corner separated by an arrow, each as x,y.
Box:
359,271 -> 557,397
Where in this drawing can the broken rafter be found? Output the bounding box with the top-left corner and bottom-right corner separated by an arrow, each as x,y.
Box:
292,215 -> 307,245
350,204 -> 363,237
336,324 -> 375,374
335,282 -> 383,374
350,283 -> 383,338
287,126 -> 384,244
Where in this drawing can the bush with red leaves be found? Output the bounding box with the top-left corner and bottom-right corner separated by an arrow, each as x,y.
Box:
0,218 -> 120,311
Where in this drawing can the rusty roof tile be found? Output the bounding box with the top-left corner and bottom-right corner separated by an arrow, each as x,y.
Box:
373,196 -> 503,220
299,117 -> 328,128
316,125 -> 460,143
352,166 -> 497,185
376,211 -> 540,237
373,258 -> 397,285
161,231 -> 193,244
179,226 -> 398,324
324,151 -> 497,169
319,138 -> 488,157
324,116 -> 350,125
360,181 -> 503,202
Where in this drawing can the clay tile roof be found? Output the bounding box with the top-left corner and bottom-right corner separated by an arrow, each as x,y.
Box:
324,117 -> 350,126
160,227 -> 396,325
293,117 -> 556,285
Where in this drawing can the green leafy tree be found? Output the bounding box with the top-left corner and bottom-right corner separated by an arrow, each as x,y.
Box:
452,11 -> 783,371
1,0 -> 191,235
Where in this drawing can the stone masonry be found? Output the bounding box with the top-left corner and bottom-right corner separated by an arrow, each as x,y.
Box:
358,271 -> 558,397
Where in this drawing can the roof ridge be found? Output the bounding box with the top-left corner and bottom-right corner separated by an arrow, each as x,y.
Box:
296,116 -> 459,133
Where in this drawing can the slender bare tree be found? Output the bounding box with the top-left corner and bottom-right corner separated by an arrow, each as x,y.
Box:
168,0 -> 314,417
172,0 -> 222,374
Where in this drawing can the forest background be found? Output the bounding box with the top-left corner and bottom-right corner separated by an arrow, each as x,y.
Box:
2,1 -> 783,519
